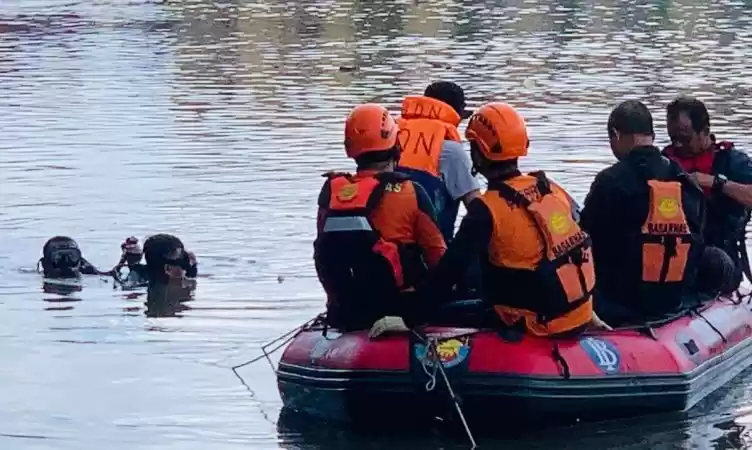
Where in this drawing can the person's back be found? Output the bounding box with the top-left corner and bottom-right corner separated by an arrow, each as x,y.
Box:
581,100 -> 705,323
417,103 -> 605,337
314,104 -> 446,331
396,82 -> 480,241
480,172 -> 596,335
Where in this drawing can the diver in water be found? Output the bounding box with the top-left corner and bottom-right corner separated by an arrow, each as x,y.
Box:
142,233 -> 198,317
111,237 -> 149,287
111,235 -> 198,289
38,236 -> 103,278
142,233 -> 197,282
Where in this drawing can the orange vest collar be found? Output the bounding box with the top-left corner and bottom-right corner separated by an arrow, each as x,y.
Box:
400,96 -> 461,128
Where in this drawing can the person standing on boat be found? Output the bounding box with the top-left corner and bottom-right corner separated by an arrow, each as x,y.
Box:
580,100 -> 734,326
396,81 -> 481,243
314,103 -> 447,332
663,96 -> 752,291
386,102 -> 609,338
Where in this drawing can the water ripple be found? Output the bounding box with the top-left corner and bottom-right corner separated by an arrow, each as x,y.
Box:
3,0 -> 752,449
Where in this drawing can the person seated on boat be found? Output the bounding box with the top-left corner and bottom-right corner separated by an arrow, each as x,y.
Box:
38,236 -> 104,278
663,96 -> 752,292
580,100 -> 735,326
314,103 -> 447,332
395,81 -> 481,243
397,102 -> 609,338
142,233 -> 198,285
110,236 -> 149,285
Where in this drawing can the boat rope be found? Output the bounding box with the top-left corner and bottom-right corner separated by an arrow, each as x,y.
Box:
412,330 -> 477,449
638,326 -> 658,341
691,308 -> 727,344
231,315 -> 321,374
418,338 -> 439,392
551,342 -> 571,379
733,288 -> 752,305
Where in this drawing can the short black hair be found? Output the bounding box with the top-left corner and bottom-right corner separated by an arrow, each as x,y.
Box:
143,234 -> 185,283
143,234 -> 184,267
424,81 -> 469,118
666,96 -> 710,133
607,100 -> 654,137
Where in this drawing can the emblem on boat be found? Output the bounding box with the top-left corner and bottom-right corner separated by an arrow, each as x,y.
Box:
414,337 -> 471,369
580,337 -> 620,374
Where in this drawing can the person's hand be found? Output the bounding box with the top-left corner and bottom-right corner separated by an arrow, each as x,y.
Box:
688,172 -> 714,189
588,311 -> 613,331
186,251 -> 197,266
368,316 -> 409,339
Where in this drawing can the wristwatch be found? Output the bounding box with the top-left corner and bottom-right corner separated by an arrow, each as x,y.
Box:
713,173 -> 728,195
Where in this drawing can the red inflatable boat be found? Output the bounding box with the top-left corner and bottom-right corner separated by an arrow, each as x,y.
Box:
277,295 -> 752,427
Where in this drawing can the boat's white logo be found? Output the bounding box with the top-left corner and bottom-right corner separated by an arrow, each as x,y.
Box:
580,337 -> 620,374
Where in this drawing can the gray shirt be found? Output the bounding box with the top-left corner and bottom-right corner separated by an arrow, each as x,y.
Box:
438,140 -> 481,201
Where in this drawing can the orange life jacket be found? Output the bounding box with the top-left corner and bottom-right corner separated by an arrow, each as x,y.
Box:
316,172 -> 428,330
318,173 -> 405,288
640,180 -> 693,285
483,172 -> 595,336
396,96 -> 462,177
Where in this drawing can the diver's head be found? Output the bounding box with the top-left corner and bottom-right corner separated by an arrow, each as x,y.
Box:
41,236 -> 83,278
143,234 -> 191,284
120,236 -> 143,267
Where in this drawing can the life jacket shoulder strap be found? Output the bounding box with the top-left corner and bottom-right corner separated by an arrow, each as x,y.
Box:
494,172 -> 553,207
529,171 -> 552,196
494,180 -> 532,208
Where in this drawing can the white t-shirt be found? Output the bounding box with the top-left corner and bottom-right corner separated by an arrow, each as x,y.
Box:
438,140 -> 481,200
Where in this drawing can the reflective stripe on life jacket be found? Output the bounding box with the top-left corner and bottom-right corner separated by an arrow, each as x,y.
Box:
641,180 -> 692,284
322,174 -> 405,288
485,172 -> 595,336
396,96 -> 462,177
322,216 -> 372,232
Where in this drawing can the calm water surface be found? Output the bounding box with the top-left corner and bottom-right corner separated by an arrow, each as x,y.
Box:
3,0 -> 752,448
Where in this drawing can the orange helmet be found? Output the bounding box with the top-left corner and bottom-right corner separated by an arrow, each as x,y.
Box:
465,102 -> 529,161
344,104 -> 399,159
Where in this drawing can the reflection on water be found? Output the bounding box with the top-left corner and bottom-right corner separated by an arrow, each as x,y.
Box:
3,0 -> 752,448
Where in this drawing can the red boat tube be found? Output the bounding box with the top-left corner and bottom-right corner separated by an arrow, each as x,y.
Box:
277,295 -> 752,428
